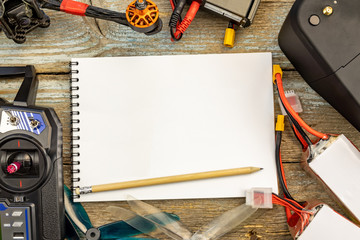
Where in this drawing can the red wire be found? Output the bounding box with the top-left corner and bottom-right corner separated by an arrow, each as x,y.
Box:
276,135 -> 292,219
273,194 -> 314,234
277,141 -> 293,219
169,0 -> 175,10
276,74 -> 329,140
285,207 -> 292,220
169,0 -> 183,40
175,1 -> 200,37
272,195 -> 301,213
274,76 -> 319,227
286,198 -> 305,210
273,193 -> 312,224
292,123 -> 309,149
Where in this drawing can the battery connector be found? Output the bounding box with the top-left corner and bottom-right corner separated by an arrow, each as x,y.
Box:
224,27 -> 235,48
275,115 -> 285,132
273,65 -> 283,84
279,90 -> 303,116
246,188 -> 273,209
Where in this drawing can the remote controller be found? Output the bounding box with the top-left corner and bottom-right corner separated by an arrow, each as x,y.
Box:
0,66 -> 64,240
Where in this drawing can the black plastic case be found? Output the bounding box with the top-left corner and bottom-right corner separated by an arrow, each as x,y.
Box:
278,0 -> 360,131
202,0 -> 261,26
0,66 -> 64,239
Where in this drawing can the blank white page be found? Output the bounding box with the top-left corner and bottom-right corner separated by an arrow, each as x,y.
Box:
71,53 -> 277,202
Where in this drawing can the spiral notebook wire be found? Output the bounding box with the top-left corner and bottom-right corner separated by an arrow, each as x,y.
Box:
70,61 -> 81,199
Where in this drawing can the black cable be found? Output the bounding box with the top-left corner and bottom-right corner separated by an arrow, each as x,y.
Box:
41,0 -> 61,11
169,0 -> 186,27
286,110 -> 311,146
275,131 -> 295,201
276,86 -> 312,148
278,93 -> 314,159
170,26 -> 182,41
280,99 -> 314,159
169,0 -> 186,41
286,111 -> 310,145
85,6 -> 128,26
289,123 -> 307,149
41,0 -> 128,26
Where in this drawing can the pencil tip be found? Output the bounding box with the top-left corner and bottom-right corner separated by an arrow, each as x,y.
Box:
259,168 -> 263,170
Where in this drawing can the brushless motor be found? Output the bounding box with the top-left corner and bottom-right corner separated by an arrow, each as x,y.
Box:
126,0 -> 162,34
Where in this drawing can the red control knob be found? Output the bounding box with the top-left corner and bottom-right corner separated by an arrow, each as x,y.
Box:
7,162 -> 21,174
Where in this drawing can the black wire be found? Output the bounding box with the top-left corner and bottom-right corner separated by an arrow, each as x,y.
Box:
277,88 -> 314,159
85,6 -> 128,26
279,96 -> 314,159
275,131 -> 296,201
289,123 -> 307,149
41,0 -> 128,26
41,0 -> 61,11
169,0 -> 185,41
170,27 -> 182,41
228,21 -> 235,29
276,85 -> 312,147
285,105 -> 312,146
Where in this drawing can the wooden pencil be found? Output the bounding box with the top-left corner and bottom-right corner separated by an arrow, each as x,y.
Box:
75,166 -> 263,195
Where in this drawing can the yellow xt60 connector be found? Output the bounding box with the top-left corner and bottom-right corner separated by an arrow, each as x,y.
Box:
276,115 -> 285,132
273,65 -> 283,84
224,28 -> 236,48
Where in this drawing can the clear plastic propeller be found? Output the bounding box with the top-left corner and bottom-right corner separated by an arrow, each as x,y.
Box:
107,195 -> 259,240
64,185 -> 180,240
190,204 -> 257,240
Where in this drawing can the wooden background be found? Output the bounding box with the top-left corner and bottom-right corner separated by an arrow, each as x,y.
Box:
1,0 -> 359,239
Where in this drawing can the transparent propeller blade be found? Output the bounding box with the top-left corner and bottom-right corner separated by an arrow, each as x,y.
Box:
126,196 -> 192,240
191,204 -> 257,240
98,219 -> 158,239
107,206 -> 176,239
65,186 -> 156,240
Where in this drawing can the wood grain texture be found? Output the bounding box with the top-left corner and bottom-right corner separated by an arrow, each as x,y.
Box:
1,0 -> 359,239
0,0 -> 294,73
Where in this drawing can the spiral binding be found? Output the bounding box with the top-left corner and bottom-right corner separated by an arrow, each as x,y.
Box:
70,61 -> 81,199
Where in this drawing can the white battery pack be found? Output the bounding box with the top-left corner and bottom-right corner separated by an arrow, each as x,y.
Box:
297,204 -> 360,239
302,134 -> 360,224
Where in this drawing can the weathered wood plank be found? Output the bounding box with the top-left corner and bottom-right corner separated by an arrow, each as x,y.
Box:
0,0 -> 295,73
